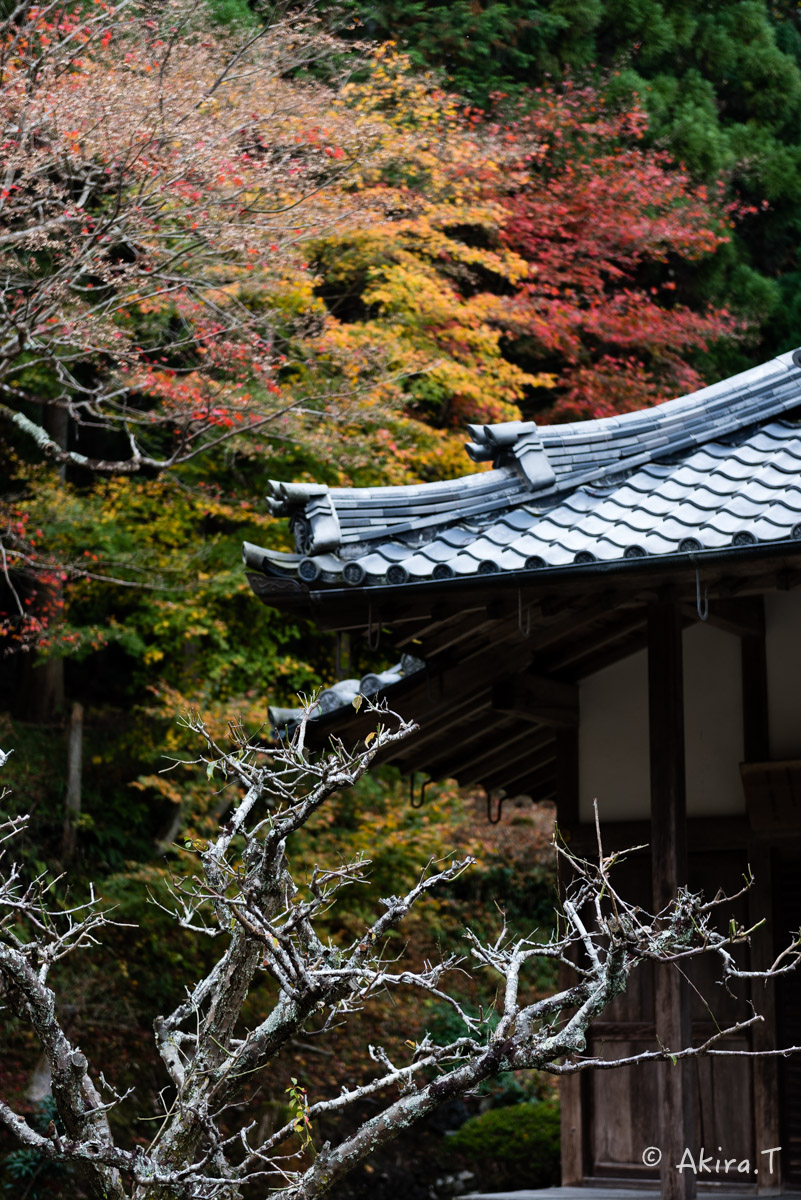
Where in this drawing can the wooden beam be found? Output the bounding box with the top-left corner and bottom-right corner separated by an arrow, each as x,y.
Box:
739,601 -> 778,1190
403,600 -> 521,659
649,603 -> 689,908
426,724 -> 552,787
567,816 -> 749,857
492,673 -> 578,726
528,593 -> 620,654
327,632 -> 536,761
467,737 -> 555,790
393,603 -> 485,650
557,626 -> 651,684
480,754 -> 556,797
544,607 -> 645,674
648,603 -> 695,1200
390,692 -> 495,762
777,566 -> 801,591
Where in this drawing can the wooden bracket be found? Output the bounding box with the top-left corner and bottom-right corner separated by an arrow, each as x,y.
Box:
492,672 -> 578,726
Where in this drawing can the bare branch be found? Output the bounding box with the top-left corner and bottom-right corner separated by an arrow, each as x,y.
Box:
1,686 -> 799,1200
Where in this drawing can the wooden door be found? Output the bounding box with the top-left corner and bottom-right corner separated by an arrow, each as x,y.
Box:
775,853 -> 801,1186
584,849 -> 755,1181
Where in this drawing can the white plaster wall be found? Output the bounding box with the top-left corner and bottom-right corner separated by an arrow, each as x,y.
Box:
766,590 -> 801,760
683,622 -> 744,816
578,648 -> 649,822
578,622 -> 744,823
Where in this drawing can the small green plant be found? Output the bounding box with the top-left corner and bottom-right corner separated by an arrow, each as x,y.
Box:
286,1077 -> 315,1154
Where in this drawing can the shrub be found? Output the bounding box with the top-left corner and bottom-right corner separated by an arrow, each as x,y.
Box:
448,1100 -> 560,1192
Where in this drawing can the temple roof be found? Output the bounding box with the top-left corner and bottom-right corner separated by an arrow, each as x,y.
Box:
245,347 -> 801,789
244,349 -> 801,590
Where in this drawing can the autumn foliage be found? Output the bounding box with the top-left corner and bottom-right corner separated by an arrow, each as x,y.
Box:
493,86 -> 743,419
0,0 -> 384,651
0,2 -> 748,657
313,64 -> 742,456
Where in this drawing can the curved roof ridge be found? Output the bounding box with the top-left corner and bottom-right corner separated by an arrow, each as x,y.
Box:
548,349 -> 797,443
262,349 -> 801,559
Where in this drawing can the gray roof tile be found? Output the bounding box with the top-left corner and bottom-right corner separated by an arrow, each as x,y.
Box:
248,352 -> 801,587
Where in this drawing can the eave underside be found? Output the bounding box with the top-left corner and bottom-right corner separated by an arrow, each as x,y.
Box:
250,545 -> 801,801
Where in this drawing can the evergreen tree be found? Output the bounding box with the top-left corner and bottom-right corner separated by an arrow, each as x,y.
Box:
340,0 -> 801,364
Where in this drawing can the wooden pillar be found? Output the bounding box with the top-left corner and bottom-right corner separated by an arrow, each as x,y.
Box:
742,599 -> 781,1189
748,842 -> 781,1192
741,600 -> 769,763
648,604 -> 696,1200
555,727 -> 583,1184
555,727 -> 579,833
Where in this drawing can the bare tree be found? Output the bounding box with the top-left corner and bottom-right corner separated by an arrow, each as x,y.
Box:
0,0 -> 378,463
0,0 -> 393,653
0,704 -> 799,1200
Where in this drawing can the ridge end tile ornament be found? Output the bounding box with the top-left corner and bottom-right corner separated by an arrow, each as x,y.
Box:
245,349 -> 801,594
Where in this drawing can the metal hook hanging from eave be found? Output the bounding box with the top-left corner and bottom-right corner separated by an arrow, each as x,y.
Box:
518,589 -> 531,639
486,789 -> 505,825
695,565 -> 708,622
410,773 -> 432,809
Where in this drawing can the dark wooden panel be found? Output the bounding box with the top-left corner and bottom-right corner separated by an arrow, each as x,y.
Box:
585,850 -> 755,1189
588,1039 -> 661,1179
559,952 -> 586,1186
741,761 -> 801,832
775,853 -> 801,1187
693,1042 -> 753,1166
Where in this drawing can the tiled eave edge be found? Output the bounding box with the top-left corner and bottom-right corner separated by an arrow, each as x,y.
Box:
256,536 -> 801,742
246,535 -> 801,618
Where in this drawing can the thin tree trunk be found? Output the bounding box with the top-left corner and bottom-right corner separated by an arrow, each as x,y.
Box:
62,701 -> 83,861
15,647 -> 65,722
14,403 -> 67,721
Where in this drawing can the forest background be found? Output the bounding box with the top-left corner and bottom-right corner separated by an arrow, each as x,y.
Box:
2,0 -> 800,1194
